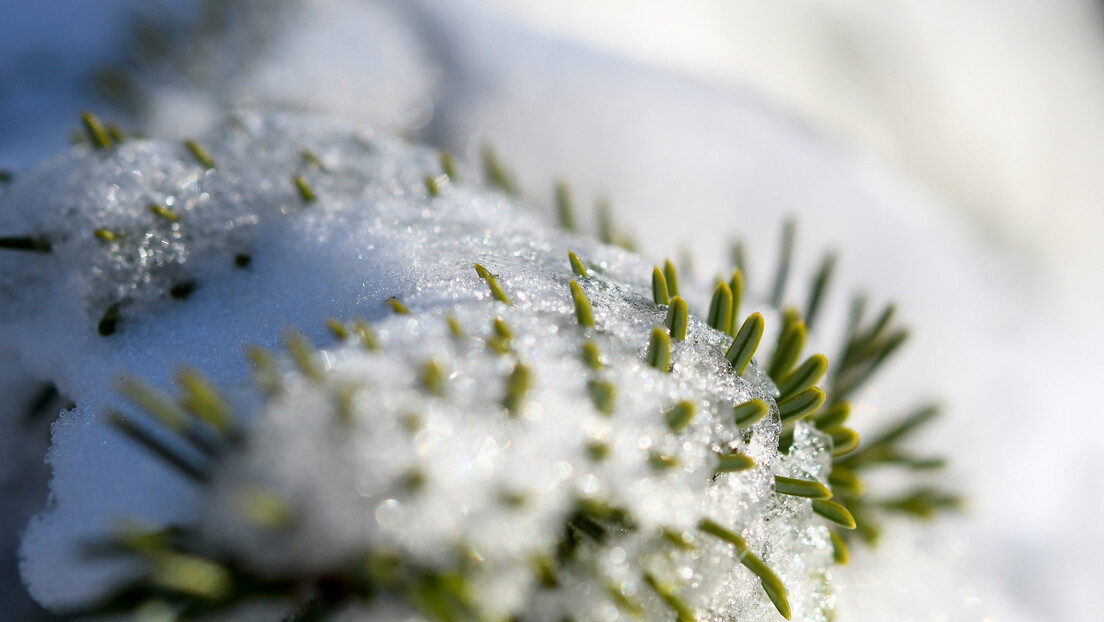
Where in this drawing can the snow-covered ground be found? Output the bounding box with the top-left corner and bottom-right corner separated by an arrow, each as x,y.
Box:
1,0 -> 1101,620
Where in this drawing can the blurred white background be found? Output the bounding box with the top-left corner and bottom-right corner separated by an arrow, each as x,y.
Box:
481,0 -> 1104,317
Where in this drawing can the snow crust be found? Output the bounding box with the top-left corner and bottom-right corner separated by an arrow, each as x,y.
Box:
2,111 -> 836,619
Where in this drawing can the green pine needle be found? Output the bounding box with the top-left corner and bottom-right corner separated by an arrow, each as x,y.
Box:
715,452 -> 755,474
665,296 -> 688,341
727,268 -> 744,335
868,303 -> 897,344
568,251 -> 589,278
588,379 -> 616,415
661,528 -> 697,551
829,528 -> 849,565
184,139 -> 215,169
283,331 -> 322,381
354,319 -> 382,351
827,427 -> 860,456
837,302 -> 895,365
149,552 -> 233,600
649,453 -> 680,471
697,517 -> 746,548
725,313 -> 764,376
236,487 -> 295,529
424,175 -> 440,197
481,145 -> 518,195
774,476 -> 832,499
642,573 -> 696,622
770,219 -> 795,308
420,359 -> 446,396
812,401 -> 850,429
878,404 -> 940,445
768,317 -> 806,382
697,519 -> 791,620
842,404 -> 940,469
446,315 -> 465,339
439,149 -> 457,181
805,252 -> 835,328
647,326 -> 671,373
494,317 -> 513,340
555,181 -> 575,232
776,354 -> 827,400
730,241 -> 747,275
106,124 -> 125,144
388,297 -> 409,315
586,440 -> 611,461
581,340 -> 602,371
706,281 -> 733,333
246,346 -> 281,396
878,488 -> 964,519
148,203 -> 178,222
502,362 -> 531,415
812,499 -> 857,529
663,259 -> 680,298
665,400 -> 695,433
844,294 -> 867,343
777,387 -> 825,426
758,575 -> 792,621
597,197 -> 615,245
109,412 -> 208,482
832,329 -> 909,403
300,150 -> 326,171
827,467 -> 865,496
652,266 -> 670,305
473,263 -> 512,305
606,583 -> 645,617
489,317 -> 513,354
679,248 -> 695,284
116,393 -> 202,454
81,111 -> 112,149
326,317 -> 349,340
733,398 -> 768,429
115,377 -> 189,433
570,280 -> 595,328
293,176 -> 316,203
176,368 -> 236,436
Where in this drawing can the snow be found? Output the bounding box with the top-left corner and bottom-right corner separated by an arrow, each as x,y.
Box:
5,110 -> 835,619
1,0 -> 1099,620
0,354 -> 56,620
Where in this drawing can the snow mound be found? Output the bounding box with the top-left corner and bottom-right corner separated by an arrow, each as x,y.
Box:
2,111 -> 839,619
